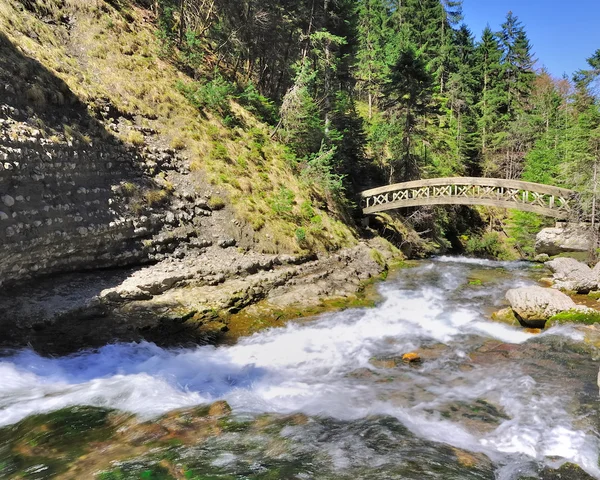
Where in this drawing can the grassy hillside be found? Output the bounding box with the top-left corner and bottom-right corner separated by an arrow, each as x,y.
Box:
0,0 -> 358,254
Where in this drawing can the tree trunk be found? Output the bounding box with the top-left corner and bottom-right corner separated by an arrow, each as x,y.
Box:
178,0 -> 186,46
590,159 -> 599,263
323,0 -> 331,135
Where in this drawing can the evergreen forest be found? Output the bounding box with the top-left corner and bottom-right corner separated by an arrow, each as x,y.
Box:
105,0 -> 600,256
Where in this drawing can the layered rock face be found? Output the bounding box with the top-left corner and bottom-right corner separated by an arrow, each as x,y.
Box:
0,32 -> 167,286
0,111 -> 158,286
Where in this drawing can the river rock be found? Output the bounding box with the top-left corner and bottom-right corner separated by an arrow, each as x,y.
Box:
490,307 -> 519,326
402,352 -> 421,363
535,223 -> 592,256
545,257 -> 597,293
505,286 -> 582,327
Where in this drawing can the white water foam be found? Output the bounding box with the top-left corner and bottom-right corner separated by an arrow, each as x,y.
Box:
0,259 -> 598,478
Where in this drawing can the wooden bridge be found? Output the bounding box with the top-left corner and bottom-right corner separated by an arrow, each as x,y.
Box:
360,177 -> 577,219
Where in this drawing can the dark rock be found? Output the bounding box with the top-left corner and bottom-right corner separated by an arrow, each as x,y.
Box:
218,238 -> 236,248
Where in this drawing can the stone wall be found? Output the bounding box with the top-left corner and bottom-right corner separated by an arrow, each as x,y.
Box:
0,107 -> 160,286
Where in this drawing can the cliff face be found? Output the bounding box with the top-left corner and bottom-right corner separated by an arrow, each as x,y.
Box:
0,110 -> 158,285
0,28 -> 158,285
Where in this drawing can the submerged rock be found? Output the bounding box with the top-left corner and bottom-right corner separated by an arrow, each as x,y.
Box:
536,462 -> 597,480
505,286 -> 583,327
369,356 -> 402,368
545,257 -> 597,293
524,328 -> 542,334
208,400 -> 232,417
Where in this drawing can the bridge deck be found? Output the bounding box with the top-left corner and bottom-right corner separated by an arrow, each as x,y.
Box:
360,177 -> 576,219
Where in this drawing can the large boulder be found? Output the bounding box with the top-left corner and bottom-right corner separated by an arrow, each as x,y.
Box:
545,257 -> 597,293
592,262 -> 600,281
535,223 -> 592,256
505,286 -> 582,327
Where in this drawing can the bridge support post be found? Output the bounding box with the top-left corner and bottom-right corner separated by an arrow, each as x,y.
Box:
361,217 -> 370,228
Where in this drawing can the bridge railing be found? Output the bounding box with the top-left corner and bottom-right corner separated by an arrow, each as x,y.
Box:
360,177 -> 578,219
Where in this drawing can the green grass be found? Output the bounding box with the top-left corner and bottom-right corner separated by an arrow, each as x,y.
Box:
548,309 -> 600,325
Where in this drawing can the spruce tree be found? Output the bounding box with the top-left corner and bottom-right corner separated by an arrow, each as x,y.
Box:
355,0 -> 392,118
383,43 -> 434,181
498,12 -> 535,117
474,26 -> 504,173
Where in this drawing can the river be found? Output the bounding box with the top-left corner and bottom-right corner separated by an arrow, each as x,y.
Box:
1,257 -> 599,479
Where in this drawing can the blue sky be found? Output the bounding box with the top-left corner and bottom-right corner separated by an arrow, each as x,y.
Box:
461,0 -> 599,79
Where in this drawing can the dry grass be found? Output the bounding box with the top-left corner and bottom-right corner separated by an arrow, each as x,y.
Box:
144,188 -> 169,207
207,196 -> 226,210
125,130 -> 145,146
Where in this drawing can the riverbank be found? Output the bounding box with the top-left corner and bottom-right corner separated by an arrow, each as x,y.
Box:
0,237 -> 409,355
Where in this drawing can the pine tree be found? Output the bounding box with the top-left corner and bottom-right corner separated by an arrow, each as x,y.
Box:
355,0 -> 392,118
474,26 -> 504,172
437,0 -> 463,93
498,11 -> 535,117
563,57 -> 600,209
445,25 -> 478,171
383,43 -> 434,181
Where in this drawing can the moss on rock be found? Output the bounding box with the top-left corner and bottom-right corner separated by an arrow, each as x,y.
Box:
548,309 -> 600,326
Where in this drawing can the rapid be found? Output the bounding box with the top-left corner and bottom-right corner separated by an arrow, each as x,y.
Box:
1,257 -> 599,479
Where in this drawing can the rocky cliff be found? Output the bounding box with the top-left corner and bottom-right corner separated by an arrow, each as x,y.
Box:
0,108 -> 158,285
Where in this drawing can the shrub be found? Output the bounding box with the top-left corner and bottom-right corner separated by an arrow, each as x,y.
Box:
210,142 -> 229,162
301,145 -> 344,195
63,124 -> 91,144
295,227 -> 306,243
176,75 -> 234,116
26,85 -> 46,107
144,188 -> 169,207
251,216 -> 265,231
121,182 -> 137,196
170,136 -> 186,150
179,30 -> 203,69
239,84 -> 277,124
464,232 -> 511,260
269,187 -> 294,215
300,201 -> 315,220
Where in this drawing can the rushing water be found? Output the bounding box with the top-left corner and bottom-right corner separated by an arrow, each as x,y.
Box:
1,257 -> 599,479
